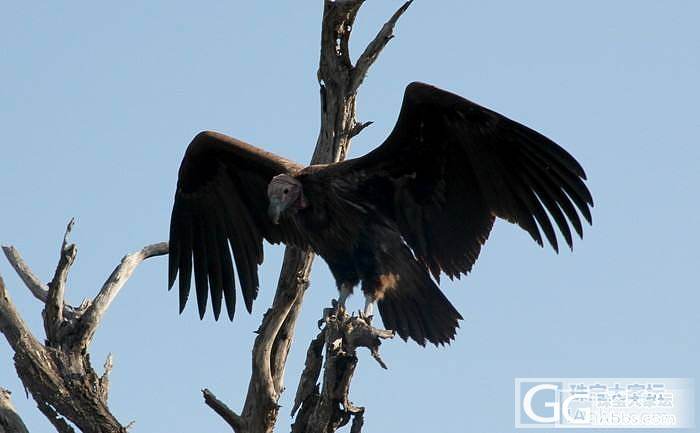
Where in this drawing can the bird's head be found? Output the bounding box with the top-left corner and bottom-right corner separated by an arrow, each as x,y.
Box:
267,174 -> 307,224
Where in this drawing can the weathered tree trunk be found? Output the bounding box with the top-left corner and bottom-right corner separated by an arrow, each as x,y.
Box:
202,1 -> 412,433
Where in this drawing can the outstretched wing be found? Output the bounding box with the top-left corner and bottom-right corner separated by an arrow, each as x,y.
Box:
330,82 -> 593,280
168,131 -> 307,320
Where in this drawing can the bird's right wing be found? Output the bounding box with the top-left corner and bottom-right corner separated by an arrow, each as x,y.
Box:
168,131 -> 308,320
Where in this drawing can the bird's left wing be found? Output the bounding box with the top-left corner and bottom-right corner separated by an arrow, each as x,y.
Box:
169,131 -> 307,320
324,82 -> 593,281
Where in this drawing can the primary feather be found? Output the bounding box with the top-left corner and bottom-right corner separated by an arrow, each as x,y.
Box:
168,82 -> 593,345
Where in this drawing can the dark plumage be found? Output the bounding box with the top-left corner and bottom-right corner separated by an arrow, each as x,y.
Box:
168,82 -> 593,346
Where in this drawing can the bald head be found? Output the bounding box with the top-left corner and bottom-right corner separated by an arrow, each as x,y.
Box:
267,174 -> 306,224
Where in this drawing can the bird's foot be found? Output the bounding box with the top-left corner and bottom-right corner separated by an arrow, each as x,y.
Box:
318,298 -> 348,329
358,309 -> 373,324
313,300 -> 395,370
334,298 -> 350,319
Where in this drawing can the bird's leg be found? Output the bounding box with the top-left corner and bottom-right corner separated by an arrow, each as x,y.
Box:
336,283 -> 354,317
319,284 -> 353,328
360,294 -> 374,323
337,284 -> 352,309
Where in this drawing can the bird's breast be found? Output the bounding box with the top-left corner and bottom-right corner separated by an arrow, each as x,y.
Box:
294,202 -> 365,257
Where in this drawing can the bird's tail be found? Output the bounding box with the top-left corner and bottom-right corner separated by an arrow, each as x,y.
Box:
375,246 -> 462,346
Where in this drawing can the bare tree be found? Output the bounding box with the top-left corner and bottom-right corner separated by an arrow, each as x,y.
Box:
0,221 -> 168,433
0,1 -> 412,432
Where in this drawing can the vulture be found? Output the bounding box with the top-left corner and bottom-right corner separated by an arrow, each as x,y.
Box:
168,82 -> 593,346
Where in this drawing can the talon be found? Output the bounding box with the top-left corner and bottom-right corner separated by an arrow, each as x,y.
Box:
358,309 -> 373,323
336,283 -> 353,316
336,303 -> 346,315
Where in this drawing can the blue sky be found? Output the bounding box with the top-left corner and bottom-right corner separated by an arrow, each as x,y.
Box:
1,1 -> 698,432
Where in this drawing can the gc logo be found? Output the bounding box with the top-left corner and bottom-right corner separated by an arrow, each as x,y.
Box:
515,380 -> 591,428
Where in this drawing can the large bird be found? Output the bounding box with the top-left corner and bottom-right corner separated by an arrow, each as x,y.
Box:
168,82 -> 593,346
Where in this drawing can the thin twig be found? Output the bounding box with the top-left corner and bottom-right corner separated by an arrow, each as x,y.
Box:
1,246 -> 82,319
202,389 -> 246,432
350,0 -> 413,93
44,219 -> 77,344
349,121 -> 373,138
99,353 -> 114,401
75,242 -> 168,350
1,246 -> 49,301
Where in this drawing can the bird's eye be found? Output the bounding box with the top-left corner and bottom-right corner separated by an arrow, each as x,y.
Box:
283,188 -> 289,194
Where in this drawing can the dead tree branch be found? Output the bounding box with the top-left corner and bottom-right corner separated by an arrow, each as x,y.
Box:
2,246 -> 83,320
202,1 -> 412,433
75,242 -> 169,349
0,387 -> 30,433
350,0 -> 413,93
0,227 -> 168,433
203,389 -> 246,432
44,219 -> 77,344
290,308 -> 394,433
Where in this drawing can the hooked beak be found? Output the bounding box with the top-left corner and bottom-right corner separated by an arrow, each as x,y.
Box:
268,197 -> 284,225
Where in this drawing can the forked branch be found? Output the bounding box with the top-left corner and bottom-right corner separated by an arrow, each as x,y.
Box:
0,223 -> 167,433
